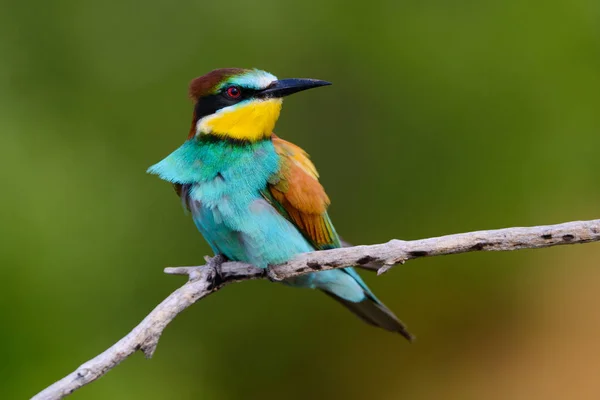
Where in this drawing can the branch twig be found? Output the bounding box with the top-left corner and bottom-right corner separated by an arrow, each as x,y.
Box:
31,219 -> 600,400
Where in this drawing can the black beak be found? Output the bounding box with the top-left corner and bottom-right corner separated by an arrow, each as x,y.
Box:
257,78 -> 331,98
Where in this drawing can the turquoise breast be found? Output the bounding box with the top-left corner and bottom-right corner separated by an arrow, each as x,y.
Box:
148,138 -> 314,268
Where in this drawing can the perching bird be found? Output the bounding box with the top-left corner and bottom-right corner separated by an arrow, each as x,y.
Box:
148,68 -> 412,340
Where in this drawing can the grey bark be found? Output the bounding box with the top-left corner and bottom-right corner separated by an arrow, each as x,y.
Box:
31,219 -> 600,400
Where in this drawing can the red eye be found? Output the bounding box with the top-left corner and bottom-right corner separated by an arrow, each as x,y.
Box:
226,86 -> 241,99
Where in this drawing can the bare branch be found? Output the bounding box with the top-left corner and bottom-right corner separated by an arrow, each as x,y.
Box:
31,219 -> 600,400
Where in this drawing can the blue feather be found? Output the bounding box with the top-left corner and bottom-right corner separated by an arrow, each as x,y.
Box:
149,137 -> 411,339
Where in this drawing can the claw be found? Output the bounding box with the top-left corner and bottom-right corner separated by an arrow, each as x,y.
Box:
206,254 -> 227,285
266,266 -> 283,282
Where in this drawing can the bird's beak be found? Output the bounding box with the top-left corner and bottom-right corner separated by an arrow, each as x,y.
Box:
257,78 -> 331,98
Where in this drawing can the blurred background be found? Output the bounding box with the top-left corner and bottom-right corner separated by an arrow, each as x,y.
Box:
2,0 -> 600,399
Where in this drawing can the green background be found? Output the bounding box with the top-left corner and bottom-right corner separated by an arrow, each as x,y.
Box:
2,0 -> 600,399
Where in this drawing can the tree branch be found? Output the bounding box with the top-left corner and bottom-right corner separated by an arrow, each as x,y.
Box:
31,219 -> 600,400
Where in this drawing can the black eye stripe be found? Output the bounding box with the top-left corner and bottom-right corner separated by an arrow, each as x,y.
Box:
222,86 -> 258,100
194,87 -> 261,121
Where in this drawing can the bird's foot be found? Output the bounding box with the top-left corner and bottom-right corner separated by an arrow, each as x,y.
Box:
265,265 -> 283,282
204,254 -> 228,284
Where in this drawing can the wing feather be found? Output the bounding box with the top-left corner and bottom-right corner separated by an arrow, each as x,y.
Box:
265,135 -> 339,249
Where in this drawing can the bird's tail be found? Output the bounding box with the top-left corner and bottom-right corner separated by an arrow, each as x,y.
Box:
323,290 -> 414,341
316,266 -> 413,341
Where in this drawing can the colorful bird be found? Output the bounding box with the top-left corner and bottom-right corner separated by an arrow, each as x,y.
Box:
148,68 -> 412,340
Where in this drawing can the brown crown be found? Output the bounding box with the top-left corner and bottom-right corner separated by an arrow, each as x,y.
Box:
188,68 -> 248,100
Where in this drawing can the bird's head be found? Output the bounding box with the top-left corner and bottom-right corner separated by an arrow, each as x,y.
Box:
187,68 -> 331,142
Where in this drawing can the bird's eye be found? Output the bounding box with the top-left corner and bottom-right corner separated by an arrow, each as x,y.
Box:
225,86 -> 242,99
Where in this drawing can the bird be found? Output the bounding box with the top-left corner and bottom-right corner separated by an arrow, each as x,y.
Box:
148,68 -> 413,340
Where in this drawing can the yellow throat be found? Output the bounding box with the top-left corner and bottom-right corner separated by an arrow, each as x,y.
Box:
197,98 -> 283,141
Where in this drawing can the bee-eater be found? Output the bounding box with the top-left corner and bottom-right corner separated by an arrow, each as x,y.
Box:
148,68 -> 412,340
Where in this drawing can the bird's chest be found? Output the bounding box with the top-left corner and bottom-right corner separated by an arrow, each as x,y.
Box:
189,142 -> 278,214
186,141 -> 283,239
185,141 -> 312,265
